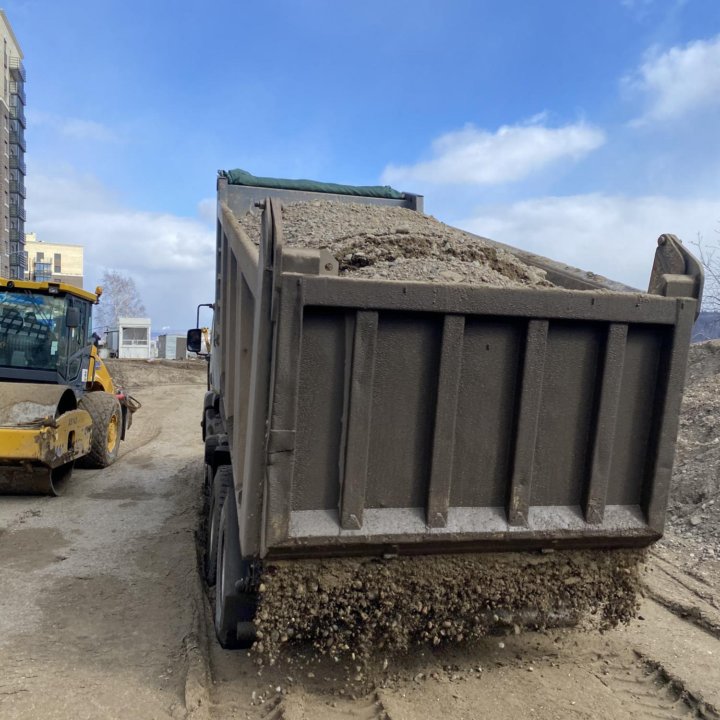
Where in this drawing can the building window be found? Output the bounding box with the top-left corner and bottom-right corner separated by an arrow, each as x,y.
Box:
54,253 -> 62,274
122,327 -> 149,346
36,251 -> 44,261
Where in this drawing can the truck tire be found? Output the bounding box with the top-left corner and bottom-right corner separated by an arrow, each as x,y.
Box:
215,492 -> 256,649
203,409 -> 223,442
205,464 -> 233,585
201,392 -> 220,441
203,434 -> 222,496
77,392 -> 122,468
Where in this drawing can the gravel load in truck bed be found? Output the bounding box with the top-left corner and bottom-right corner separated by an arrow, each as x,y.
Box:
253,549 -> 644,664
238,201 -> 554,288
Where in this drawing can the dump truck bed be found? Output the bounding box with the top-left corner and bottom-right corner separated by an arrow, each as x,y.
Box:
212,177 -> 702,562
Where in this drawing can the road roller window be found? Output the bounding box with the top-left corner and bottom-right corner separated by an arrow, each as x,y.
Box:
0,290 -> 67,370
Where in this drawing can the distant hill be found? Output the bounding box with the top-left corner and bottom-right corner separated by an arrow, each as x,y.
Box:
692,311 -> 720,342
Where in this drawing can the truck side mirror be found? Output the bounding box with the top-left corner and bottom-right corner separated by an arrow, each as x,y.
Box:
65,307 -> 80,329
187,328 -> 203,354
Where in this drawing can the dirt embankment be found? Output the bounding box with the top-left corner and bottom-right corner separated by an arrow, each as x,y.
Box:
104,358 -> 207,392
238,200 -> 553,288
666,339 -> 720,555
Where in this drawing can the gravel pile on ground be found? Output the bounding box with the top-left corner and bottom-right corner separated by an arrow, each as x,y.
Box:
253,549 -> 644,664
667,340 -> 720,548
238,201 -> 553,288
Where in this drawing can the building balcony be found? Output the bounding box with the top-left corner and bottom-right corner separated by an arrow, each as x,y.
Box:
10,129 -> 25,151
9,204 -> 26,221
9,57 -> 26,82
9,103 -> 26,127
9,156 -> 26,174
10,81 -> 25,105
10,180 -> 26,197
9,251 -> 27,270
9,240 -> 24,255
9,229 -> 24,242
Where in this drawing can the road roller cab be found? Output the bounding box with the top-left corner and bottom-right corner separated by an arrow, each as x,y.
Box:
0,277 -> 138,494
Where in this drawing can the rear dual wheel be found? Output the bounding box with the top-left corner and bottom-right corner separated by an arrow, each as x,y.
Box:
214,489 -> 256,649
205,465 -> 233,585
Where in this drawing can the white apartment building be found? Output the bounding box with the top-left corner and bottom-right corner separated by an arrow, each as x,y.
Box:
24,233 -> 84,288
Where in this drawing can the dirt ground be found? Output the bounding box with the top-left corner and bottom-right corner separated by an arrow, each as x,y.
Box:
1,357 -> 719,719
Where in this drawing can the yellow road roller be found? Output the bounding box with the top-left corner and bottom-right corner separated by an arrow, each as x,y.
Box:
0,277 -> 138,495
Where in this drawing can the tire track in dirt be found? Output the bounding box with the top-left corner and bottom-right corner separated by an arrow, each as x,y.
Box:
644,555 -> 720,640
626,655 -> 720,719
258,689 -> 393,720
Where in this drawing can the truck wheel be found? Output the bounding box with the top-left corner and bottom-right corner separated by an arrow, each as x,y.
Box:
203,409 -> 223,441
215,492 -> 256,649
77,392 -> 122,468
201,392 -> 220,441
203,434 -> 222,496
205,464 -> 233,585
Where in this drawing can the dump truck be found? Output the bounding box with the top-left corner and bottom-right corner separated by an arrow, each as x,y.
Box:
189,170 -> 703,652
0,278 -> 138,494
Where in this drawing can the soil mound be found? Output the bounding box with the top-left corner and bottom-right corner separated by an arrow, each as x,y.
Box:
104,358 -> 206,391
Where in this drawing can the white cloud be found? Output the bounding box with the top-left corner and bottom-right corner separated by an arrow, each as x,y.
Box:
381,119 -> 605,186
197,197 -> 216,225
59,118 -> 120,143
626,34 -> 720,123
25,171 -> 215,332
27,111 -> 121,143
457,193 -> 719,291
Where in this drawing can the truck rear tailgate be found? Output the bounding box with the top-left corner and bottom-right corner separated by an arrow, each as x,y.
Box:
216,191 -> 700,560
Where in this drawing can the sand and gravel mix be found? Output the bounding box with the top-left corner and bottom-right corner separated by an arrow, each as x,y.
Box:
253,549 -> 644,664
238,200 -> 553,288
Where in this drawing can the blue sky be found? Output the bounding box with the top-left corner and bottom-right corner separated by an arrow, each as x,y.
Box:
6,0 -> 720,330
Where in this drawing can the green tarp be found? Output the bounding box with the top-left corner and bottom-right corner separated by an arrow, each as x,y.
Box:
219,169 -> 405,200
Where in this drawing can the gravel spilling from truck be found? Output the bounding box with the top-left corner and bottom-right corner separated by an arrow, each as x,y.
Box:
253,549 -> 644,663
238,200 -> 553,288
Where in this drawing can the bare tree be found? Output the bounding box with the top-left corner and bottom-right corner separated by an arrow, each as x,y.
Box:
692,227 -> 720,340
94,270 -> 146,332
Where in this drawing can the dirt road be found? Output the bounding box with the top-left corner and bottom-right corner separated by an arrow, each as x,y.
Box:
0,366 -> 207,720
1,361 -> 719,720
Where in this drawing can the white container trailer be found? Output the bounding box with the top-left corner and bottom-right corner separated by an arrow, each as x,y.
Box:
108,317 -> 152,359
158,334 -> 187,360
